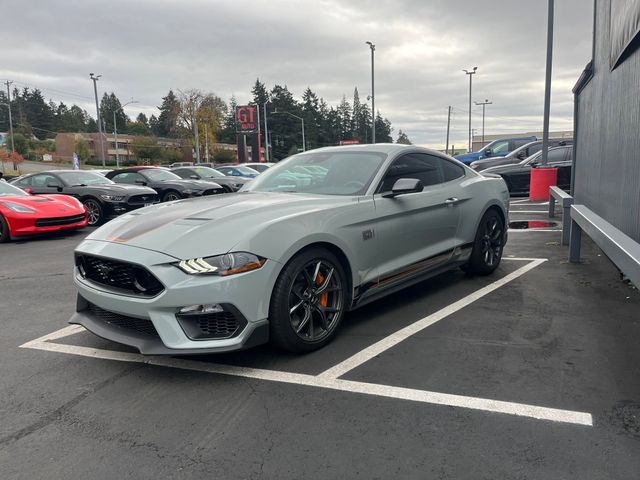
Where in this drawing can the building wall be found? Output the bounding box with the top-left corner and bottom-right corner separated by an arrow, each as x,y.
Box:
574,0 -> 640,243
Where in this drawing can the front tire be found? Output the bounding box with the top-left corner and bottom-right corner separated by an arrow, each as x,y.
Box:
269,248 -> 348,353
162,190 -> 182,202
0,214 -> 10,243
83,198 -> 103,226
464,209 -> 505,275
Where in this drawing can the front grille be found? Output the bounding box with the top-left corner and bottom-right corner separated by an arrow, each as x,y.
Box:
176,309 -> 246,340
36,213 -> 86,227
88,303 -> 159,337
76,254 -> 164,297
128,194 -> 159,205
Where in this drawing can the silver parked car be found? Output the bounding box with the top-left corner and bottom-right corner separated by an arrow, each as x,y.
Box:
69,144 -> 509,354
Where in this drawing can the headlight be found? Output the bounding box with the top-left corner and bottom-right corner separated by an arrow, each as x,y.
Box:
100,194 -> 125,201
2,202 -> 35,213
176,252 -> 266,276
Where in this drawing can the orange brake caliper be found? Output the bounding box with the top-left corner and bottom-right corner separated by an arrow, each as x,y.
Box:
316,272 -> 328,307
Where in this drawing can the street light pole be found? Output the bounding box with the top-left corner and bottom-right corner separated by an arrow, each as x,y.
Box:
274,109 -> 305,152
89,73 -> 105,167
463,67 -> 477,152
540,0 -> 554,165
4,80 -> 15,153
113,99 -> 138,168
475,99 -> 492,144
263,102 -> 270,162
445,105 -> 452,155
366,41 -> 376,144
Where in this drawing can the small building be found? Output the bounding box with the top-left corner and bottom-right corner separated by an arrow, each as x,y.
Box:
572,0 -> 640,247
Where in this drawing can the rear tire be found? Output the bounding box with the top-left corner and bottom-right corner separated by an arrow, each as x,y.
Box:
464,209 -> 505,275
269,247 -> 348,353
0,214 -> 10,243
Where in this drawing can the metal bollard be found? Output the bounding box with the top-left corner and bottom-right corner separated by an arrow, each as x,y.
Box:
569,219 -> 582,263
548,194 -> 556,218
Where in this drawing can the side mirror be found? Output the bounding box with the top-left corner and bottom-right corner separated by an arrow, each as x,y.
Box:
484,149 -> 492,156
382,178 -> 424,198
47,183 -> 63,192
135,180 -> 148,186
517,151 -> 526,159
190,175 -> 199,179
24,188 -> 33,194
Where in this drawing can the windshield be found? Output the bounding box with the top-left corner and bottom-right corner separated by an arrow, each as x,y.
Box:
235,166 -> 260,175
520,150 -> 542,165
245,150 -> 387,195
0,181 -> 29,196
57,171 -> 114,186
193,167 -> 223,178
141,169 -> 182,181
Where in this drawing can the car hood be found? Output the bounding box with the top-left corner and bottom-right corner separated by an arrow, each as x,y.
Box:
0,194 -> 84,212
79,184 -> 157,195
86,191 -> 350,259
454,152 -> 481,163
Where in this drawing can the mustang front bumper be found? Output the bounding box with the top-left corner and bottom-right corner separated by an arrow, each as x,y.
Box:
70,239 -> 282,354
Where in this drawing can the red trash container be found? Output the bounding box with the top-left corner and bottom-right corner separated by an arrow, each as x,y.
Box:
529,167 -> 558,201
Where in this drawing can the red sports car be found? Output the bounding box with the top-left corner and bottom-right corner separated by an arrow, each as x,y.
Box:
0,180 -> 88,242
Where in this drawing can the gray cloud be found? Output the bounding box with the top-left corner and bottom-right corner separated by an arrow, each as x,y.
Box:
2,0 -> 593,147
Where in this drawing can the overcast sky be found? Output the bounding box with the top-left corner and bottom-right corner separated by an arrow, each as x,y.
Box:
2,0 -> 593,148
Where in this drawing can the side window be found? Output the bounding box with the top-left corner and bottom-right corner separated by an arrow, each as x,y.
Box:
32,174 -> 61,187
378,154 -> 443,192
512,139 -> 531,149
566,148 -> 573,161
173,169 -> 190,179
490,140 -> 510,154
15,176 -> 32,187
548,148 -> 567,163
440,158 -> 465,182
528,144 -> 543,156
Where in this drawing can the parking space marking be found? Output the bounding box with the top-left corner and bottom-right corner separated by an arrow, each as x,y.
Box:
509,210 -> 551,214
318,259 -> 547,380
21,328 -> 592,426
508,229 -> 561,233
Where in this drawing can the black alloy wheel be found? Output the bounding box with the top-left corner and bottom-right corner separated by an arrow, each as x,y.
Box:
162,191 -> 181,202
464,209 -> 505,275
0,214 -> 9,243
269,248 -> 347,353
83,199 -> 103,226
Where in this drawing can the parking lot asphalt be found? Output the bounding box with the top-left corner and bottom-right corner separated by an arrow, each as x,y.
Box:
1,201 -> 639,479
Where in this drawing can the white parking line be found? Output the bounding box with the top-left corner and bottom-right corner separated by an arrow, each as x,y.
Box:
509,210 -> 551,214
319,259 -> 546,380
508,229 -> 561,232
19,257 -> 593,427
21,330 -> 592,426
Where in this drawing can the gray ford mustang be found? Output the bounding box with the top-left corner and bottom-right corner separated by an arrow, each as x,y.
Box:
70,144 -> 509,354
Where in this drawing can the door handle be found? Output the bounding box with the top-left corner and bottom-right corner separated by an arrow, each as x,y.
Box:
444,197 -> 459,206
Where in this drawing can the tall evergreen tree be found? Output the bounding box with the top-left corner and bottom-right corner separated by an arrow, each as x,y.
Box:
157,90 -> 180,137
100,92 -> 128,133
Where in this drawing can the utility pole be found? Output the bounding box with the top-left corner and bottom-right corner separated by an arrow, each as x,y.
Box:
193,117 -> 201,164
263,102 -> 269,162
4,81 -> 15,153
89,74 -> 105,167
541,0 -> 554,165
366,41 -> 376,144
113,111 -> 119,168
445,106 -> 452,155
205,123 -> 210,163
475,99 -> 492,144
463,67 -> 478,152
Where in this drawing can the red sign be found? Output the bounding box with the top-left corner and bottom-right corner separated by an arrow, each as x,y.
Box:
236,106 -> 258,133
339,139 -> 360,145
